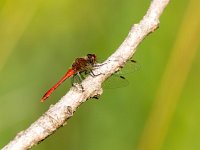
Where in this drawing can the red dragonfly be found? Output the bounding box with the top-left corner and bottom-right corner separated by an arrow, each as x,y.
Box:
41,54 -> 97,102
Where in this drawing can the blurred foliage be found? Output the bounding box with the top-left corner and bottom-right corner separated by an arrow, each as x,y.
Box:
0,0 -> 200,150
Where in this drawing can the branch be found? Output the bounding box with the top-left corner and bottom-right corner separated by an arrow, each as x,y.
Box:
2,0 -> 170,149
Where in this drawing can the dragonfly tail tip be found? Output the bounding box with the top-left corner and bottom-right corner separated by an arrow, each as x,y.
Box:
41,98 -> 46,103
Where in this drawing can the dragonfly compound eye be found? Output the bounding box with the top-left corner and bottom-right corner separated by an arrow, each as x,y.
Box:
87,54 -> 96,64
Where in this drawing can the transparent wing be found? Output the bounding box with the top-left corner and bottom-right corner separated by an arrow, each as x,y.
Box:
103,74 -> 129,89
102,60 -> 140,89
119,60 -> 141,75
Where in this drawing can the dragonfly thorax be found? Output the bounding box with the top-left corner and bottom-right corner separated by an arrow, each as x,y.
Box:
72,54 -> 96,73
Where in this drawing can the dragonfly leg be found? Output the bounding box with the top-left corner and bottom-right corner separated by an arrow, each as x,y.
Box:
93,62 -> 107,67
71,73 -> 84,92
90,70 -> 102,77
90,70 -> 96,76
76,72 -> 84,92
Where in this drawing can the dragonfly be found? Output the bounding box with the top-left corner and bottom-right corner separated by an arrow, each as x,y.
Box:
41,54 -> 97,102
41,54 -> 137,102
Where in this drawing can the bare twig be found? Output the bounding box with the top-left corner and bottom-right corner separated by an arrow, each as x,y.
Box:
2,0 -> 170,149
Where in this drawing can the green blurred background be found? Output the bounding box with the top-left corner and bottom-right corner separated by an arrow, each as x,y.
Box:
0,0 -> 200,149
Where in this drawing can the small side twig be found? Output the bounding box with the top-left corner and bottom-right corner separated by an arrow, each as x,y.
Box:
2,0 -> 170,149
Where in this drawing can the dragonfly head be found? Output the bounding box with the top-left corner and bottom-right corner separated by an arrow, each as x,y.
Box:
87,54 -> 97,65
